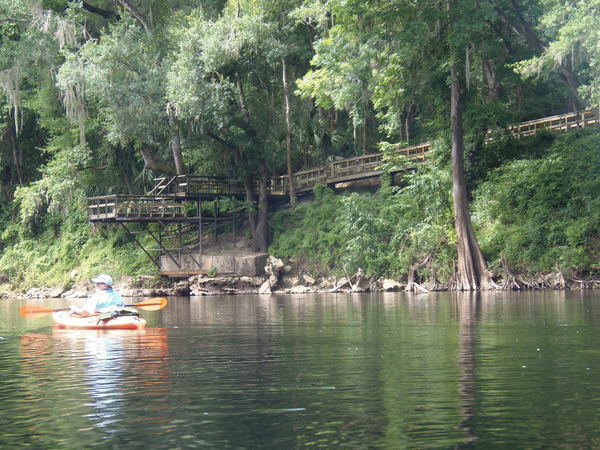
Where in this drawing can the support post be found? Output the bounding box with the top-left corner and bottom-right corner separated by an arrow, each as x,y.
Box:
120,223 -> 160,269
198,198 -> 203,256
214,199 -> 218,243
198,199 -> 203,270
143,223 -> 180,268
158,222 -> 162,264
232,196 -> 236,242
178,221 -> 182,266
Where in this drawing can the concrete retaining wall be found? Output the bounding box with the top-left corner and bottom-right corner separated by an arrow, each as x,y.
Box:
160,252 -> 268,276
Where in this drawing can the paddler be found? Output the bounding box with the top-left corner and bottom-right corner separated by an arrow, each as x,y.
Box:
71,274 -> 125,315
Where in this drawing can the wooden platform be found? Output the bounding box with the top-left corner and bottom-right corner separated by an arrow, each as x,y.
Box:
159,270 -> 207,278
88,195 -> 189,222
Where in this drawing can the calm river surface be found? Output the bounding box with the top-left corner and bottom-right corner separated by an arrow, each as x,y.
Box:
1,291 -> 599,448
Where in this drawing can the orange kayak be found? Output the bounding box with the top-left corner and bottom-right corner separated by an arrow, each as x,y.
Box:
52,311 -> 147,330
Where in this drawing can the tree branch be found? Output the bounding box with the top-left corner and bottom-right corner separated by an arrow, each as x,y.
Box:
117,0 -> 151,34
494,4 -> 582,108
205,131 -> 241,154
67,1 -> 119,20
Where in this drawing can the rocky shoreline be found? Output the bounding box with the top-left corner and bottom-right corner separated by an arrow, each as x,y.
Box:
3,256 -> 599,299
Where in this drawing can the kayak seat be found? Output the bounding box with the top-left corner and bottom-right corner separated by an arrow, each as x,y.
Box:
97,307 -> 140,324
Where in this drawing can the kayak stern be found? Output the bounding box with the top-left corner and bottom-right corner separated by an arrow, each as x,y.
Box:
52,311 -> 147,330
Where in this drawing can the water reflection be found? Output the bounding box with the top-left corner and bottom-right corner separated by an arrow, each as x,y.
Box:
456,293 -> 480,446
19,328 -> 170,446
2,291 -> 600,448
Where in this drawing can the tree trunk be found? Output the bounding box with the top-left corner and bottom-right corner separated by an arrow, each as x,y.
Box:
117,0 -> 151,34
482,59 -> 500,101
254,171 -> 270,253
282,57 -> 296,207
450,67 -> 494,290
6,118 -> 23,184
236,74 -> 251,124
167,104 -> 186,175
138,147 -> 175,175
558,67 -> 581,112
67,0 -> 120,19
244,176 -> 257,241
401,102 -> 415,143
362,87 -> 369,154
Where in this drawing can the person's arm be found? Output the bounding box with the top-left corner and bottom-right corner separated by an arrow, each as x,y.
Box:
75,293 -> 100,314
113,291 -> 125,308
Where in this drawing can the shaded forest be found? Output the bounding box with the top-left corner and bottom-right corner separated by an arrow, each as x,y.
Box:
0,0 -> 598,290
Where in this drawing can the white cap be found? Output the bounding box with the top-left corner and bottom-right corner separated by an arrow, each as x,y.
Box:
91,274 -> 113,285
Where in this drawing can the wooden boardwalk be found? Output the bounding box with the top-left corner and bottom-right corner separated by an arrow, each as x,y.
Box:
88,195 -> 189,222
86,108 -> 598,277
276,109 -> 598,195
88,108 -> 598,222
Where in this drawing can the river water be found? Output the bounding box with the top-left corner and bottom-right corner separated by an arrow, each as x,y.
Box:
1,291 -> 599,448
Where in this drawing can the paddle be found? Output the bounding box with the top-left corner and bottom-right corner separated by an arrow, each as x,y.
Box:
19,297 -> 169,318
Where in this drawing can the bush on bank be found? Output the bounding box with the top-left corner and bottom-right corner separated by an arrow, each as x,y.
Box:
472,129 -> 600,276
0,202 -> 154,291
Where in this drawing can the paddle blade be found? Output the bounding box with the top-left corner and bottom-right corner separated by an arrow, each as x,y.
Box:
135,297 -> 168,311
19,305 -> 55,318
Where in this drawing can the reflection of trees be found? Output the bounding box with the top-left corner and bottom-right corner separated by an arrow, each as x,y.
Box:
178,292 -> 484,447
456,292 -> 481,446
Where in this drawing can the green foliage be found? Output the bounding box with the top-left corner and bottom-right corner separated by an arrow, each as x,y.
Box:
465,130 -> 557,190
473,129 -> 600,273
514,0 -> 600,106
0,203 -> 155,290
270,166 -> 455,279
270,184 -> 345,272
13,143 -> 91,227
0,0 -> 598,288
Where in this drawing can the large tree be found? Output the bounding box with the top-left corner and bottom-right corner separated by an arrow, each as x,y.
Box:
295,0 -> 533,289
166,0 -> 312,251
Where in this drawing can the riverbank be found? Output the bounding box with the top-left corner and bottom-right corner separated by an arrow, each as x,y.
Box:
0,130 -> 598,296
2,255 -> 598,300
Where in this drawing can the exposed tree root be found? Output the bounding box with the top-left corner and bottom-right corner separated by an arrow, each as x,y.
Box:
497,255 -> 522,290
406,254 -> 432,293
444,255 -> 598,291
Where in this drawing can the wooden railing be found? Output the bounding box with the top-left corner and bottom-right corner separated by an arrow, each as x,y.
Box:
280,109 -> 597,194
175,175 -> 245,197
175,175 -> 288,197
277,142 -> 431,193
148,176 -> 178,196
485,109 -> 598,141
88,195 -> 186,221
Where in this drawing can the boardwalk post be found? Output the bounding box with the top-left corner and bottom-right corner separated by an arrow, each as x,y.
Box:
198,198 -> 202,257
178,221 -> 182,267
214,198 -> 218,243
232,196 -> 236,242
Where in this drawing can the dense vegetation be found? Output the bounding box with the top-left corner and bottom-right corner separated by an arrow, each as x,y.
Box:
0,0 -> 598,291
270,129 -> 600,281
